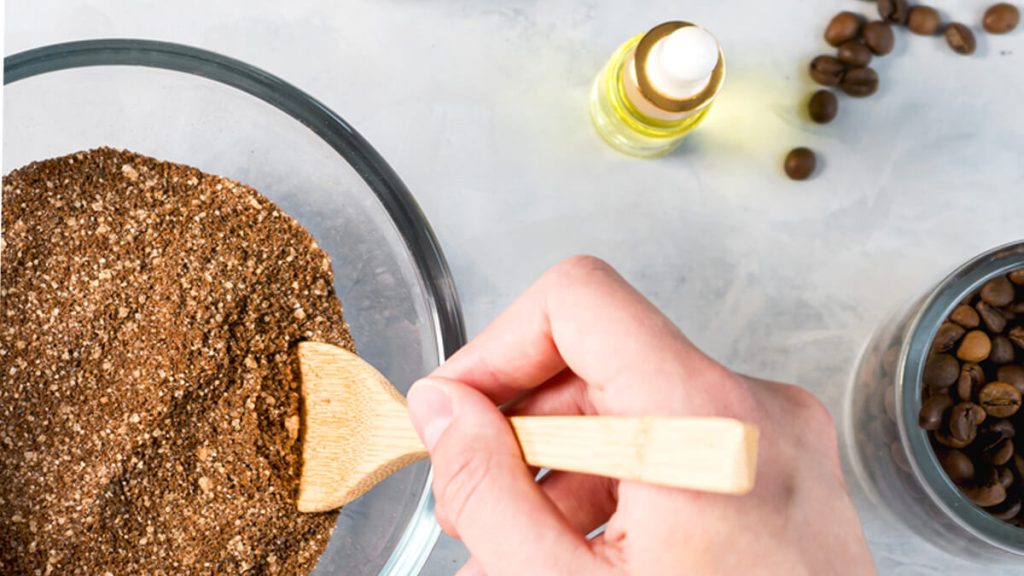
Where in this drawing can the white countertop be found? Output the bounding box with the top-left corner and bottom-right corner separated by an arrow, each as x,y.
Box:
7,1 -> 1024,574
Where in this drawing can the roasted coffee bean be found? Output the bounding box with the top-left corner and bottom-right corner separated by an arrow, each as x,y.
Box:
945,23 -> 977,55
825,11 -> 864,46
985,418 -> 1016,439
988,492 -> 1022,520
935,427 -> 972,448
933,321 -> 966,352
923,353 -> 960,391
963,479 -> 1008,507
883,345 -> 900,376
919,394 -> 954,430
977,301 -> 1008,333
908,6 -> 943,35
999,467 -> 1016,490
808,90 -> 838,123
950,304 -> 981,329
950,401 -> 987,441
984,3 -> 1020,34
862,21 -> 896,55
992,335 -> 1016,364
1010,269 -> 1024,286
837,40 -> 873,67
982,276 -> 1016,306
983,436 -> 1015,466
998,365 -> 1024,392
958,330 -> 992,363
1009,326 -> 1024,350
885,385 -> 898,422
784,147 -> 816,180
1014,454 -> 1024,486
809,55 -> 846,86
938,449 -> 976,484
890,441 -> 912,472
979,381 -> 1023,418
878,0 -> 911,24
957,363 -> 986,401
840,67 -> 879,97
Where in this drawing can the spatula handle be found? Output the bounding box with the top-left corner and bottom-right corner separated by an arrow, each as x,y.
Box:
508,416 -> 758,494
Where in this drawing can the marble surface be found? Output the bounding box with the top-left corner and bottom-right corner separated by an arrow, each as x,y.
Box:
6,1 -> 1024,574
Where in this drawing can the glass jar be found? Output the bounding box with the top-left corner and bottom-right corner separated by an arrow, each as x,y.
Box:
847,241 -> 1024,561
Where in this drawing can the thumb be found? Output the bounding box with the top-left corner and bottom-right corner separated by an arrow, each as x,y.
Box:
407,377 -> 601,576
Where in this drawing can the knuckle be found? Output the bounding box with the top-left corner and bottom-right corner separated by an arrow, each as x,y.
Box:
436,450 -> 494,529
549,255 -> 615,282
787,385 -> 839,446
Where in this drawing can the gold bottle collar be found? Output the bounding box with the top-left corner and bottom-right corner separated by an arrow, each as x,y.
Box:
633,21 -> 725,114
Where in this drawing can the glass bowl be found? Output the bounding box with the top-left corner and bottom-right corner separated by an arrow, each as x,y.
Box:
3,39 -> 464,575
847,241 -> 1024,562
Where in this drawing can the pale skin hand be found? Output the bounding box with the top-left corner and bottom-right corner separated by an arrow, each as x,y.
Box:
406,256 -> 877,576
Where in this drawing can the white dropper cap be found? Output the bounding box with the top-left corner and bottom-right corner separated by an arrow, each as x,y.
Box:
644,26 -> 719,99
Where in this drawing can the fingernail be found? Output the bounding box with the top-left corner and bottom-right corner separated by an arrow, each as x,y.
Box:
407,378 -> 453,451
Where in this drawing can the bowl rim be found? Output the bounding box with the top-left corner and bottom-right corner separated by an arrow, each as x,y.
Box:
4,38 -> 465,576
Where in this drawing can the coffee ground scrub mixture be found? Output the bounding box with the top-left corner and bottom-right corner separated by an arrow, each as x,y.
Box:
1,148 -> 354,574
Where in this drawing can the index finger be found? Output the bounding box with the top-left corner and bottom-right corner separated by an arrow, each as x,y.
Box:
432,256 -> 755,418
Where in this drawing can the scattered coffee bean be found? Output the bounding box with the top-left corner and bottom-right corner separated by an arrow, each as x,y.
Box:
808,90 -> 838,123
982,276 -> 1016,307
840,67 -> 880,97
784,147 -> 816,180
989,493 -> 1022,520
825,11 -> 864,46
957,363 -> 986,401
950,401 -> 987,441
934,321 -> 967,352
977,300 -> 1008,333
958,330 -> 993,363
951,304 -> 982,329
998,365 -> 1024,392
1010,326 -> 1024,350
1011,270 -> 1024,285
945,23 -> 978,55
920,394 -> 954,430
862,21 -> 896,55
984,3 -> 1020,34
992,335 -> 1017,364
924,353 -> 960,391
837,40 -> 873,67
939,449 -> 975,484
908,6 -> 943,35
879,0 -> 911,24
809,55 -> 846,86
980,381 -> 1023,418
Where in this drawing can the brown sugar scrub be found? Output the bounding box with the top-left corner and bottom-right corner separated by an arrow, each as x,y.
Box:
0,148 -> 354,574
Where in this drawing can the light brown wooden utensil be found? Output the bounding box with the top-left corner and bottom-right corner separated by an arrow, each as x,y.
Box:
296,341 -> 760,513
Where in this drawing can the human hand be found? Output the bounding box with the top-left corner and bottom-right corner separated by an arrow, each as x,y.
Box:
406,256 -> 876,575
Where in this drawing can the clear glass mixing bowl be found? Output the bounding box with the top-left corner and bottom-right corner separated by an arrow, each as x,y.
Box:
3,39 -> 465,575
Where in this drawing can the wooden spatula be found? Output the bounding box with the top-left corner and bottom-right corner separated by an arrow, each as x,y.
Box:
295,341 -> 760,513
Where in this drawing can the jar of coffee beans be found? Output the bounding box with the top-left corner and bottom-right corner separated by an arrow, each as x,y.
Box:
848,241 -> 1024,561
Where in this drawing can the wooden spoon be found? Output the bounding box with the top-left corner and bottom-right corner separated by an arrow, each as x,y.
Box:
296,341 -> 760,513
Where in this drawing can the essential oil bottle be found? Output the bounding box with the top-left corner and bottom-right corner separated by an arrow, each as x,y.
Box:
589,21 -> 726,158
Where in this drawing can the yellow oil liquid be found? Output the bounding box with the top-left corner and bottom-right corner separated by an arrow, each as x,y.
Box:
589,35 -> 717,158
